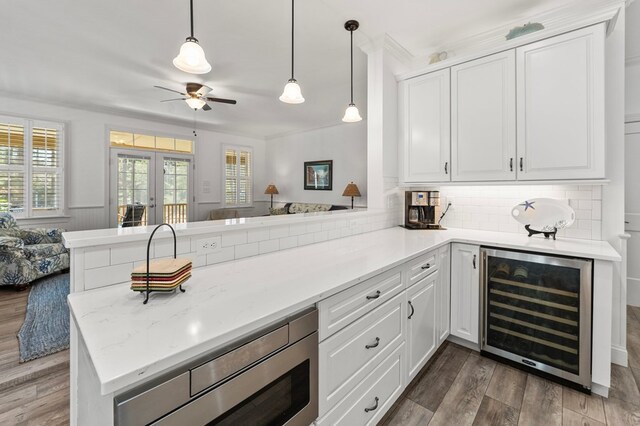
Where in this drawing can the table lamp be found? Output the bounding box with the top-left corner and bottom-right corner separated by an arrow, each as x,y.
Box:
264,184 -> 279,208
342,182 -> 361,209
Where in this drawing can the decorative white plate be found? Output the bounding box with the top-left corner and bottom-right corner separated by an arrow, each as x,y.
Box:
511,198 -> 575,232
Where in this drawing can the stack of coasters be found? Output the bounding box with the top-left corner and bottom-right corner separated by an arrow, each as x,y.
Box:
131,258 -> 192,292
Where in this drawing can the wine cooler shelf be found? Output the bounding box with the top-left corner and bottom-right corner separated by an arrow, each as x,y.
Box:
481,247 -> 592,390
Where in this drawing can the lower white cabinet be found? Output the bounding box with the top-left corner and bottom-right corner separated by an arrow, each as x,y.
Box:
437,245 -> 451,345
450,243 -> 480,345
406,271 -> 438,381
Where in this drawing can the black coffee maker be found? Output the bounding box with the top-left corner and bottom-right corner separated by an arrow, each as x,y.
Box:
404,191 -> 444,230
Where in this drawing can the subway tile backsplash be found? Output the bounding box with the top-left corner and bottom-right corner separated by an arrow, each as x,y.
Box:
434,185 -> 603,241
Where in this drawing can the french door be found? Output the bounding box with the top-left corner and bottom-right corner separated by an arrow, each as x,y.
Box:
109,149 -> 193,227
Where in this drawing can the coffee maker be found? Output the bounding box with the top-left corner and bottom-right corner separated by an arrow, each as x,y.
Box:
404,191 -> 444,230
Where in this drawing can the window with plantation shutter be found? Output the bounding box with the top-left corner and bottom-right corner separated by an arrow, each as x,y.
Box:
0,116 -> 64,218
224,146 -> 252,207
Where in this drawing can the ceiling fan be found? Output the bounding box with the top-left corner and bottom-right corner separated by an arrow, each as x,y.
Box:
155,83 -> 237,111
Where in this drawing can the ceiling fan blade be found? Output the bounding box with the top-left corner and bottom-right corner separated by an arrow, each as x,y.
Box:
196,85 -> 212,97
205,97 -> 237,105
160,98 -> 187,102
154,85 -> 186,96
202,103 -> 212,111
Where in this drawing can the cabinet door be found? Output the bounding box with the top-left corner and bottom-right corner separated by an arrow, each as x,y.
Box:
406,271 -> 437,381
450,243 -> 480,345
516,24 -> 605,180
399,69 -> 451,183
451,51 -> 516,182
437,245 -> 451,345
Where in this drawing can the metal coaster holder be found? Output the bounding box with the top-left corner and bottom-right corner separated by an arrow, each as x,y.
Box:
143,223 -> 186,304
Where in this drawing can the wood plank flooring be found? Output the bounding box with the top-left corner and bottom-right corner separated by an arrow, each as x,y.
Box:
0,287 -> 69,425
381,305 -> 640,426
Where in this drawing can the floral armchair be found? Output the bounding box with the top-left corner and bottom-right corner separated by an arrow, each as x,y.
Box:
0,213 -> 69,287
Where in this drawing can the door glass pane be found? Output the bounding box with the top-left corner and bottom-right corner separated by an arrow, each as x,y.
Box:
117,156 -> 149,227
134,134 -> 155,149
156,137 -> 175,151
163,159 -> 189,224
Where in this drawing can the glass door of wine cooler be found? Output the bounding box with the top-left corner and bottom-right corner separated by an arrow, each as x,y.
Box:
480,248 -> 592,389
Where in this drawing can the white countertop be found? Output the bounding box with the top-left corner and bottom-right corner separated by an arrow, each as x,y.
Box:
67,227 -> 620,395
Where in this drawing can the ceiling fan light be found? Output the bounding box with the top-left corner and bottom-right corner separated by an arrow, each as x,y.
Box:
173,39 -> 212,74
185,97 -> 206,109
279,79 -> 305,104
342,104 -> 362,123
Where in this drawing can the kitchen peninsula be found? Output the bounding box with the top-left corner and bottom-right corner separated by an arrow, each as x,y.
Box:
66,223 -> 620,425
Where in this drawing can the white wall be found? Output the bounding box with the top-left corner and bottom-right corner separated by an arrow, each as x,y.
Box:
265,121 -> 367,207
0,95 -> 268,230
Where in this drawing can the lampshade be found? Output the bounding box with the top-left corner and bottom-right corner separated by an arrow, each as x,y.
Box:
264,184 -> 279,195
342,182 -> 361,197
173,39 -> 212,74
185,97 -> 206,109
279,79 -> 305,104
342,104 -> 362,123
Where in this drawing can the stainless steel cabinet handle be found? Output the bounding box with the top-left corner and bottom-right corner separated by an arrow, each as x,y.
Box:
364,397 -> 379,413
421,263 -> 431,270
444,162 -> 448,174
473,254 -> 477,269
510,158 -> 513,172
366,291 -> 381,300
520,157 -> 523,172
408,301 -> 415,319
365,337 -> 380,349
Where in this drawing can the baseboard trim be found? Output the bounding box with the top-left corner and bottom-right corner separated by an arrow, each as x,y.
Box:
446,335 -> 480,352
591,382 -> 609,398
611,345 -> 629,367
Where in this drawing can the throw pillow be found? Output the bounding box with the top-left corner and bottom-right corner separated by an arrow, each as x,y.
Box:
269,207 -> 287,215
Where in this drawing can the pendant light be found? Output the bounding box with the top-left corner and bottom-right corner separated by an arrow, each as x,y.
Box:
342,20 -> 362,123
173,0 -> 212,75
279,0 -> 304,104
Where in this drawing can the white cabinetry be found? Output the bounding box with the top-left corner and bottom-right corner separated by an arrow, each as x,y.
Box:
437,245 -> 451,345
399,69 -> 451,183
516,24 -> 605,180
406,270 -> 438,381
450,243 -> 480,345
451,50 -> 516,182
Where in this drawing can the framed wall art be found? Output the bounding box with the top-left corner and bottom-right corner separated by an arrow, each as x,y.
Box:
304,160 -> 333,191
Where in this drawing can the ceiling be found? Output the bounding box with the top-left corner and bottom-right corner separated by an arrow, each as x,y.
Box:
0,0 -> 593,139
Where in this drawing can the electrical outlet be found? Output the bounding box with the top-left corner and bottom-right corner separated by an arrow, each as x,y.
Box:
197,236 -> 222,255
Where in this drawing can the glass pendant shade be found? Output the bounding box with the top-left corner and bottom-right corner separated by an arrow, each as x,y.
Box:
173,39 -> 212,74
279,79 -> 305,104
342,104 -> 362,123
185,97 -> 206,109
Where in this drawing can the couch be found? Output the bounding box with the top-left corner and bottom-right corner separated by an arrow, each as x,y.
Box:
270,202 -> 348,215
0,213 -> 69,288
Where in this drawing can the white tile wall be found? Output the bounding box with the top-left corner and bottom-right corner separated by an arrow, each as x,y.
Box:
435,185 -> 603,240
72,210 -> 400,291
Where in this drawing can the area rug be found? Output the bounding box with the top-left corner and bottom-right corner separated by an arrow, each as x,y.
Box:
17,273 -> 70,362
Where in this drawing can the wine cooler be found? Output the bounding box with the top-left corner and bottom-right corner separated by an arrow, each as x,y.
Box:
480,247 -> 593,390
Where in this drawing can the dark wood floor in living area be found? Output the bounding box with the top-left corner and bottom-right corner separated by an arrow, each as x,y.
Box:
380,306 -> 640,426
0,287 -> 69,425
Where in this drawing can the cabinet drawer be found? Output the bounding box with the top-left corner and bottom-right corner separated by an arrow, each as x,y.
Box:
319,292 -> 404,416
316,343 -> 405,426
407,250 -> 439,288
318,268 -> 403,341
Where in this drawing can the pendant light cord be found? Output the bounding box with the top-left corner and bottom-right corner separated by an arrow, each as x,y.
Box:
291,0 -> 295,80
350,29 -> 354,104
189,0 -> 194,38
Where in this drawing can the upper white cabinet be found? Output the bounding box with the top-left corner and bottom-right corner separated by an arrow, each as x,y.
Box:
516,24 -> 605,180
451,50 -> 516,182
399,69 -> 451,183
450,243 -> 480,345
398,23 -> 606,184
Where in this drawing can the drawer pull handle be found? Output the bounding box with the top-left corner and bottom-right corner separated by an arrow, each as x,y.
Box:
421,263 -> 431,270
365,337 -> 380,349
366,291 -> 381,300
408,301 -> 415,319
364,397 -> 379,413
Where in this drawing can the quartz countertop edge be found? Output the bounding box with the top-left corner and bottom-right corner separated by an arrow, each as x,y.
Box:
67,227 -> 621,396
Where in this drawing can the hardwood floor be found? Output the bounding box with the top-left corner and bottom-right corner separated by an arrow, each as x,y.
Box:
381,305 -> 640,426
0,287 -> 69,425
